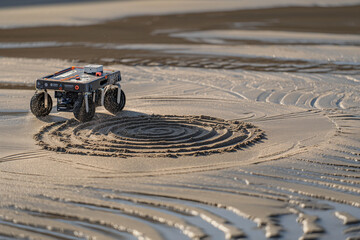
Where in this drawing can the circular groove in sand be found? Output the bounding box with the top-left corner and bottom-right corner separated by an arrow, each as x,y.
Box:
34,115 -> 265,157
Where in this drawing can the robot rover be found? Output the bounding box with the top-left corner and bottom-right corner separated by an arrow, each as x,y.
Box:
30,65 -> 125,122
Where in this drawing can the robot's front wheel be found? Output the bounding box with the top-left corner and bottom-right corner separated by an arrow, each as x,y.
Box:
73,94 -> 95,122
30,91 -> 53,117
104,87 -> 126,115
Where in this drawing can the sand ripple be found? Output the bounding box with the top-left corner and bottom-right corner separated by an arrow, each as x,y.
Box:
34,115 -> 265,158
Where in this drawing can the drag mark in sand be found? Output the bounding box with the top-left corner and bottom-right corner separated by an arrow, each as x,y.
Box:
0,151 -> 48,163
34,115 -> 265,158
1,190 -> 268,240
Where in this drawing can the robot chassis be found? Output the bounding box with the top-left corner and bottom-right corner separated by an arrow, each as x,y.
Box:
30,65 -> 126,122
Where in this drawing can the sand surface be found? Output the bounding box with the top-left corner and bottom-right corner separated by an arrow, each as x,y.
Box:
0,0 -> 359,28
0,1 -> 360,240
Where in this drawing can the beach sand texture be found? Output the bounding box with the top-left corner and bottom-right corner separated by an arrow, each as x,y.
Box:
0,1 -> 360,239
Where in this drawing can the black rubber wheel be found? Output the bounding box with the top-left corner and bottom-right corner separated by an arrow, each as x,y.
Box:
73,94 -> 95,122
104,87 -> 126,115
94,89 -> 102,107
30,92 -> 53,117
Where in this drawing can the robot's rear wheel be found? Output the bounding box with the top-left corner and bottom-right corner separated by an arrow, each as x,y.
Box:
104,87 -> 126,115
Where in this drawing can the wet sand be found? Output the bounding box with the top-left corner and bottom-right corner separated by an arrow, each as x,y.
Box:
0,3 -> 360,240
1,6 -> 359,76
1,6 -> 360,58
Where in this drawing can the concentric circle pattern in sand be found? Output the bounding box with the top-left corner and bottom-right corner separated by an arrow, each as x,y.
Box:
34,115 -> 265,158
